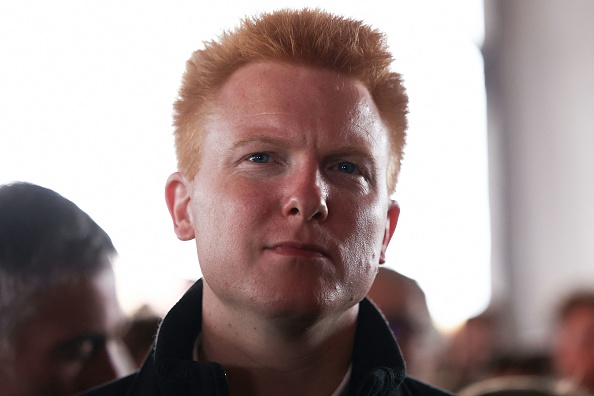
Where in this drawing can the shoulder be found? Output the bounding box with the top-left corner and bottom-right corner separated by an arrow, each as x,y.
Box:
78,373 -> 137,396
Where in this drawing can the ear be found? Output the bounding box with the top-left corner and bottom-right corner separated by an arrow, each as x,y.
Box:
165,172 -> 196,241
379,200 -> 400,264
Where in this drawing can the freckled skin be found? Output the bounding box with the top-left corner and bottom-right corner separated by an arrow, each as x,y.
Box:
183,62 -> 396,324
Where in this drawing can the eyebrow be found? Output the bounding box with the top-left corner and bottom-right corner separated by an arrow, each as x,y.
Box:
55,333 -> 107,348
330,146 -> 380,170
231,134 -> 377,165
229,134 -> 291,151
242,111 -> 292,117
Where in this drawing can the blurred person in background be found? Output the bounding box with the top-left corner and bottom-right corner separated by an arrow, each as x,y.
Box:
122,305 -> 161,368
459,375 -> 593,396
0,182 -> 133,396
435,289 -> 594,395
367,266 -> 442,383
487,352 -> 551,379
435,309 -> 503,391
552,291 -> 594,394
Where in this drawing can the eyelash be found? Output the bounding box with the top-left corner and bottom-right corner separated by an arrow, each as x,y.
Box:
247,153 -> 270,163
335,161 -> 358,175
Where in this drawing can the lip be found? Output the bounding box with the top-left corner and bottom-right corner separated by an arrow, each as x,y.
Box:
266,241 -> 329,259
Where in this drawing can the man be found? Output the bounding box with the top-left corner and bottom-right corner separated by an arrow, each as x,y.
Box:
367,267 -> 441,383
552,291 -> 594,394
85,8 -> 450,395
0,182 -> 132,395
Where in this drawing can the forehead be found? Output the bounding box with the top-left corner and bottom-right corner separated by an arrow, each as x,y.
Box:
15,270 -> 123,348
217,62 -> 371,105
207,61 -> 388,147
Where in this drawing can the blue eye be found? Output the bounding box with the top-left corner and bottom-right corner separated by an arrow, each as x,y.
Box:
248,153 -> 270,163
337,161 -> 357,174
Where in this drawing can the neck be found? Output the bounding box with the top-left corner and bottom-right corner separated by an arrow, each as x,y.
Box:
200,282 -> 358,396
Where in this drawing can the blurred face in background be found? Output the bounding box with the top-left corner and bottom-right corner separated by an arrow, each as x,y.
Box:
553,305 -> 594,393
367,268 -> 437,381
0,268 -> 132,396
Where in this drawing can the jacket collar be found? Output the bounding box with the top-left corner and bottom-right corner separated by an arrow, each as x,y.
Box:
153,279 -> 228,395
151,279 -> 406,395
349,296 -> 407,394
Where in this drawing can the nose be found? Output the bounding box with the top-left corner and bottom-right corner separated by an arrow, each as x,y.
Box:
282,165 -> 328,222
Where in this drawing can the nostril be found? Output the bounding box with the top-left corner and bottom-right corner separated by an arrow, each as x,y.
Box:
290,208 -> 299,215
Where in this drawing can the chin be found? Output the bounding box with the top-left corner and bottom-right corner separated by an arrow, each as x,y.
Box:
254,285 -> 360,325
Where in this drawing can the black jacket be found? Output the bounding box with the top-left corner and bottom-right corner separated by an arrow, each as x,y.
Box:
81,280 -> 451,396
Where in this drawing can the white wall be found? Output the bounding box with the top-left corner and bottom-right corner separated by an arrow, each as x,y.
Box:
0,1 -> 490,329
485,0 -> 594,352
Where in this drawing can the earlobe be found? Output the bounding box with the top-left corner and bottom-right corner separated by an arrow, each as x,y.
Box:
165,172 -> 196,241
379,200 -> 400,264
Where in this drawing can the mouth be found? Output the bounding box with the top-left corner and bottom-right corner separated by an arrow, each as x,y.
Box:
266,241 -> 329,259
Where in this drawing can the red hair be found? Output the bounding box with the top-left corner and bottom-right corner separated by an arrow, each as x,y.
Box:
174,8 -> 408,193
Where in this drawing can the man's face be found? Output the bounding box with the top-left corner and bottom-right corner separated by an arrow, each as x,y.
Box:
1,268 -> 131,396
168,62 -> 399,321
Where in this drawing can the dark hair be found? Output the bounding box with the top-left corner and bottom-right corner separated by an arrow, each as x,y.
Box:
556,291 -> 594,322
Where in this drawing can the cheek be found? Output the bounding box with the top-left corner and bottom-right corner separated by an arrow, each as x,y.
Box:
191,180 -> 276,270
340,204 -> 386,262
12,345 -> 69,392
336,202 -> 386,295
194,178 -> 276,229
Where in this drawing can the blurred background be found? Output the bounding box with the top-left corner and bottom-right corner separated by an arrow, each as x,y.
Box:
1,0 -> 593,377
